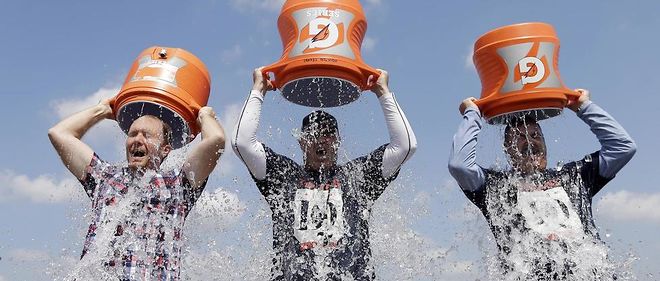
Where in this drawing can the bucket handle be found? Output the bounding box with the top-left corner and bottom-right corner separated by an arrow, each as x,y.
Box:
358,65 -> 381,91
473,98 -> 485,108
564,89 -> 582,100
262,62 -> 287,89
108,96 -> 118,120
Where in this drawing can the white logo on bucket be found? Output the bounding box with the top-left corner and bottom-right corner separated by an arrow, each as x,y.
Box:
131,56 -> 187,87
308,18 -> 339,49
518,57 -> 546,85
497,42 -> 562,93
288,8 -> 356,59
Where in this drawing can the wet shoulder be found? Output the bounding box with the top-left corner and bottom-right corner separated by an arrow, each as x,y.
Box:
263,146 -> 300,171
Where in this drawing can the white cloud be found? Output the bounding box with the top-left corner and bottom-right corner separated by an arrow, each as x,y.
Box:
51,87 -> 119,118
464,45 -> 475,70
597,190 -> 660,224
362,36 -> 377,52
221,44 -> 244,64
230,0 -> 284,12
50,86 -> 125,146
7,249 -> 50,262
0,170 -> 81,204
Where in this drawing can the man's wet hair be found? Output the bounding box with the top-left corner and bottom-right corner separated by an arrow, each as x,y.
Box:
301,110 -> 339,138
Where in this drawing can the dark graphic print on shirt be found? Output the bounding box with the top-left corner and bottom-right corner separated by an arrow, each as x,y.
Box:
254,144 -> 397,281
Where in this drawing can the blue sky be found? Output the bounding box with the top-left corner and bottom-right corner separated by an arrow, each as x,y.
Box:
1,0 -> 658,280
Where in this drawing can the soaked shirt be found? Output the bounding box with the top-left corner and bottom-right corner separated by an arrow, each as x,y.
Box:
254,145 -> 396,281
78,154 -> 205,281
462,152 -> 612,278
448,102 -> 635,280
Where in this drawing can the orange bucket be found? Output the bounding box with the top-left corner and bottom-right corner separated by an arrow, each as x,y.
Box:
473,22 -> 579,124
112,46 -> 211,149
263,0 -> 379,107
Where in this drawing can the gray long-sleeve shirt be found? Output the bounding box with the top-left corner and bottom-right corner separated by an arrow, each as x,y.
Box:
447,101 -> 636,279
448,101 -> 636,193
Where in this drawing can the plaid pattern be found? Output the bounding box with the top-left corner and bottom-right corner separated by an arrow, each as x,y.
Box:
79,154 -> 204,281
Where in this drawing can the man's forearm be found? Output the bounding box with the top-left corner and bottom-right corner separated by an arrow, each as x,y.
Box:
48,103 -> 110,180
183,110 -> 225,190
577,101 -> 636,179
231,90 -> 267,180
49,104 -> 110,139
379,91 -> 417,178
448,107 -> 486,192
198,114 -> 226,149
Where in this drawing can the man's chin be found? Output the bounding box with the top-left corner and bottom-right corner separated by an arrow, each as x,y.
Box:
128,159 -> 149,170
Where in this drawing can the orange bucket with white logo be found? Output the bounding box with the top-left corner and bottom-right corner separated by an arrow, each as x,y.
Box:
473,22 -> 579,124
112,46 -> 211,149
263,0 -> 379,107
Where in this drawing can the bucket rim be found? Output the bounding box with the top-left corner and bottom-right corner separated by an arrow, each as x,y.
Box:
116,100 -> 192,149
280,76 -> 361,108
474,22 -> 558,52
486,108 -> 563,125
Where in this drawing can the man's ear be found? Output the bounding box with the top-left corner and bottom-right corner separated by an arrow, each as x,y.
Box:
160,144 -> 172,160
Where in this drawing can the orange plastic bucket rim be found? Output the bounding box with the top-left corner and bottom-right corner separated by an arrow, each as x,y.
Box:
112,46 -> 211,149
472,22 -> 578,124
263,0 -> 379,107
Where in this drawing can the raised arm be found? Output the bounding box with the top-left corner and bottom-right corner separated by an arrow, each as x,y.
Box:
183,107 -> 226,189
448,98 -> 486,192
568,89 -> 637,179
48,99 -> 113,180
369,69 -> 417,178
231,67 -> 273,181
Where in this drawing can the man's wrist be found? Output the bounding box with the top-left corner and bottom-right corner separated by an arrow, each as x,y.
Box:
575,100 -> 593,115
250,89 -> 265,99
95,103 -> 113,119
463,105 -> 480,116
377,89 -> 393,100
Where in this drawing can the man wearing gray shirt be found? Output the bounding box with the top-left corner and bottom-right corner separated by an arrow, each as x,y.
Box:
448,89 -> 636,280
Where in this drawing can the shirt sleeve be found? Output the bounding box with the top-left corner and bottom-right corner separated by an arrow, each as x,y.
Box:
378,92 -> 418,178
448,106 -> 487,192
78,153 -> 111,200
461,169 -> 498,214
577,151 -> 614,198
254,145 -> 300,199
232,90 -> 268,180
576,101 -> 637,179
352,144 -> 397,202
178,170 -> 207,215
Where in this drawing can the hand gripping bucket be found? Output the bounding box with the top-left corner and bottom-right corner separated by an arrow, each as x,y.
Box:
112,46 -> 211,149
472,22 -> 579,124
263,0 -> 379,107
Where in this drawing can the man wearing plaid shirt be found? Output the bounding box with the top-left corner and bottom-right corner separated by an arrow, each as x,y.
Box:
48,99 -> 225,280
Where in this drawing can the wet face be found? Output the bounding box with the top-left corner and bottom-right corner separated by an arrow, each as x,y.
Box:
504,122 -> 547,174
299,131 -> 340,172
125,116 -> 172,171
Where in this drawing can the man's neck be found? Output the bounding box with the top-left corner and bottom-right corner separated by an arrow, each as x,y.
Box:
305,163 -> 337,177
128,165 -> 159,177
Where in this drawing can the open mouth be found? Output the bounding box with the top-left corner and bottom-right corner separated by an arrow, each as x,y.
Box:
316,147 -> 327,157
131,148 -> 147,158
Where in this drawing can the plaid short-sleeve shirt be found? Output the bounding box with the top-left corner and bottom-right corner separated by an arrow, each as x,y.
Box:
78,153 -> 205,281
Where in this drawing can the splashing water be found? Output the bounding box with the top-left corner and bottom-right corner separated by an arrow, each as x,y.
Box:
39,104 -> 645,280
471,112 -> 637,280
